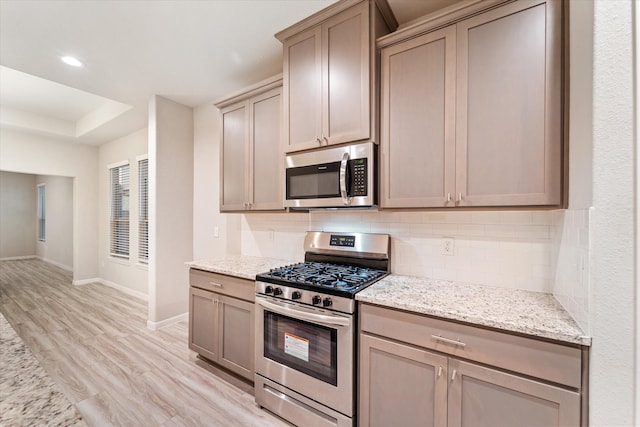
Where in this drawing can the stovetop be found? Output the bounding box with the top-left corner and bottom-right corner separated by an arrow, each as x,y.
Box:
255,231 -> 390,312
256,261 -> 387,295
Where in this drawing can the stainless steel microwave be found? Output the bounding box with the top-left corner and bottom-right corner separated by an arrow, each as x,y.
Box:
284,142 -> 377,209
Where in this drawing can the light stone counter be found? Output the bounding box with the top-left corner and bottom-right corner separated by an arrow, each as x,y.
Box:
357,275 -> 591,346
188,256 -> 299,280
1,312 -> 85,426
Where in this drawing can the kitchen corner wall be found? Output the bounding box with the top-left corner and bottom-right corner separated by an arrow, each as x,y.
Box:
551,208 -> 591,333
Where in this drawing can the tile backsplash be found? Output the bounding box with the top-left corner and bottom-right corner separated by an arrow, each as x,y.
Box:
239,208 -> 590,330
240,210 -> 555,292
551,208 -> 591,333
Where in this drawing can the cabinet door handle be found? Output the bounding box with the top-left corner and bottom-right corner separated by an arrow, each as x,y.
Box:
457,192 -> 463,203
447,193 -> 452,203
451,369 -> 457,381
316,137 -> 322,145
322,136 -> 328,145
437,366 -> 443,378
209,281 -> 223,288
431,334 -> 466,348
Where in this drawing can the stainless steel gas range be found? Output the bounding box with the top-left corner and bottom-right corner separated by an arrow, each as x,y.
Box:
254,231 -> 390,427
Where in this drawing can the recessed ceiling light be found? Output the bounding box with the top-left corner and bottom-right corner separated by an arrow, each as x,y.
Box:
61,56 -> 83,67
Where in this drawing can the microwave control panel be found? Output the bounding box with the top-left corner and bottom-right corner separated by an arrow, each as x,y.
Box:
350,158 -> 367,196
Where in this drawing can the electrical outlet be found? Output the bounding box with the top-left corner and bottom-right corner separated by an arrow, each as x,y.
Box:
213,226 -> 219,238
442,238 -> 454,256
268,229 -> 275,241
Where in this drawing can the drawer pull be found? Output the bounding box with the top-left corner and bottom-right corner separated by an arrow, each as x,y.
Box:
432,335 -> 466,348
209,281 -> 223,288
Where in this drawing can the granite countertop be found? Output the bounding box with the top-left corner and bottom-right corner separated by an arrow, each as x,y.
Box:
188,256 -> 299,280
188,257 -> 589,346
357,275 -> 591,346
0,312 -> 85,426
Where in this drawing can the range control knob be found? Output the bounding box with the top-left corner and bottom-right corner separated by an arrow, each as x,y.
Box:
264,285 -> 273,294
291,291 -> 302,300
322,297 -> 333,308
312,295 -> 322,305
273,287 -> 283,296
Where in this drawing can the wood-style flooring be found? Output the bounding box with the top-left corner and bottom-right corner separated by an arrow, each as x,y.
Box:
0,259 -> 290,427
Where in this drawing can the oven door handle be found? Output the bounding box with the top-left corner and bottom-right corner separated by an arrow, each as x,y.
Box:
256,298 -> 350,327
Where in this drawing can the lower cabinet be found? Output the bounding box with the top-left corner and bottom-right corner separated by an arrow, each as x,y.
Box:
189,269 -> 254,381
447,359 -> 580,427
360,334 -> 447,427
359,304 -> 586,427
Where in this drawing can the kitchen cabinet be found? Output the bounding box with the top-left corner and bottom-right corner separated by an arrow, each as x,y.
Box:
359,303 -> 586,426
379,0 -> 563,208
216,76 -> 283,211
276,0 -> 397,153
189,268 -> 255,380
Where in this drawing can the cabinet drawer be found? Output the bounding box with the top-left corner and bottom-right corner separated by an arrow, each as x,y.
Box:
360,303 -> 582,389
189,268 -> 254,302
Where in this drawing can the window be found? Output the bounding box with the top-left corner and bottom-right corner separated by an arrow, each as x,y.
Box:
109,163 -> 130,258
138,157 -> 149,263
37,184 -> 45,241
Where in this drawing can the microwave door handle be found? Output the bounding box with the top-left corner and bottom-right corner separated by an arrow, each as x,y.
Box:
256,298 -> 350,327
340,152 -> 350,205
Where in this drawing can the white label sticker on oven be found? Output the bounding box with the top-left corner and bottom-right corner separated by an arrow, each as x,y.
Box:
284,332 -> 309,362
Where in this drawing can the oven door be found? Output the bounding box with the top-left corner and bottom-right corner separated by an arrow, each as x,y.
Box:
255,295 -> 354,417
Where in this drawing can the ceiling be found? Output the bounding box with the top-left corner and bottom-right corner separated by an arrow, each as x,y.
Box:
0,0 -> 460,146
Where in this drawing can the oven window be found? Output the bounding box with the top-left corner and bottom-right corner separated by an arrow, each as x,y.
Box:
263,311 -> 338,386
287,162 -> 340,199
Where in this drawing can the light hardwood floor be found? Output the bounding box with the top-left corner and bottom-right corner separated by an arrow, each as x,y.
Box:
0,259 -> 290,427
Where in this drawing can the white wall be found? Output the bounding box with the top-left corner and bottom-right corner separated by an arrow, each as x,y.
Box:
588,0 -> 636,424
149,96 -> 193,327
0,171 -> 36,258
35,174 -> 73,271
0,129 -> 99,281
551,0 -> 596,334
98,128 -> 148,297
193,103 -> 239,261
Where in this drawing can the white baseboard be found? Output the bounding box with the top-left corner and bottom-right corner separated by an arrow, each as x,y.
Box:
72,277 -> 148,302
39,257 -> 73,272
97,279 -> 148,301
0,255 -> 37,261
147,312 -> 188,330
72,278 -> 101,286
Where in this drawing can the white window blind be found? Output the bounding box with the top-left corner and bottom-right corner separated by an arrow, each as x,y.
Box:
37,184 -> 46,241
138,158 -> 149,263
110,163 -> 130,258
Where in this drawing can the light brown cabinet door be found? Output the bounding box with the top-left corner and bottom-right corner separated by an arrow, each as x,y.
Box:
283,26 -> 322,152
455,0 -> 562,207
219,82 -> 284,212
220,103 -> 249,211
448,359 -> 580,427
359,334 -> 448,427
323,1 -> 369,146
217,295 -> 255,380
283,2 -> 372,153
188,287 -> 219,362
251,87 -> 283,210
380,25 -> 456,208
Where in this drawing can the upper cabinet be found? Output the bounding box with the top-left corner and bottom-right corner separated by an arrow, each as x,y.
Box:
276,0 -> 398,153
380,0 -> 564,209
216,77 -> 284,212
